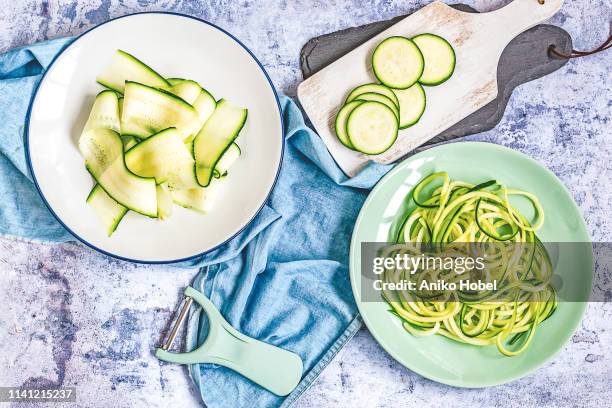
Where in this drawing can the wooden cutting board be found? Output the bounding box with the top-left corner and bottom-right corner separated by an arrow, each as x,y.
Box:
300,4 -> 571,153
297,0 -> 567,176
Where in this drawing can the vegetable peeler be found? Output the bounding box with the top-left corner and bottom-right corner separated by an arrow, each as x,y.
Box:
155,286 -> 303,396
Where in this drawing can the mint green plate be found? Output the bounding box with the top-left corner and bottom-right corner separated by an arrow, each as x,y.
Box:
350,142 -> 592,387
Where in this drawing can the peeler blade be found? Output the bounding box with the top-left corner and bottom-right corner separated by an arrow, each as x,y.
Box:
160,295 -> 193,351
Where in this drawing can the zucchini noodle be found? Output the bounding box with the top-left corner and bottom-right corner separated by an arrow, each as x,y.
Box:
383,172 -> 557,356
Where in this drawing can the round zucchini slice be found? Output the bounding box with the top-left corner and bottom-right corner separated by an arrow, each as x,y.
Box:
372,36 -> 424,89
335,100 -> 364,149
347,101 -> 399,155
412,33 -> 456,86
392,83 -> 427,128
353,92 -> 400,120
345,83 -> 399,108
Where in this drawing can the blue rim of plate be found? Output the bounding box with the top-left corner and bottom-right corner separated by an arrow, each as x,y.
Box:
24,11 -> 285,264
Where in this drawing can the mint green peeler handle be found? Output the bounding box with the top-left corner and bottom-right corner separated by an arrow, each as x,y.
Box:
155,286 -> 303,396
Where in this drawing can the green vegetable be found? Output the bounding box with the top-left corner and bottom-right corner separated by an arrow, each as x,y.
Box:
79,50 -> 247,235
383,172 -> 556,356
334,33 -> 456,153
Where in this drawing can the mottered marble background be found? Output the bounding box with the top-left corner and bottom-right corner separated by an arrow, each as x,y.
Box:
0,1 -> 610,407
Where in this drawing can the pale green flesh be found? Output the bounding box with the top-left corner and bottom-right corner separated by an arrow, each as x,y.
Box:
125,127 -> 195,186
354,92 -> 399,120
118,97 -> 123,121
121,81 -> 199,139
80,128 -> 157,217
166,77 -> 186,86
345,83 -> 399,108
79,128 -> 123,173
335,101 -> 364,149
86,184 -> 128,236
156,182 -> 174,221
81,51 -> 249,232
194,99 -> 247,187
82,90 -> 121,134
392,83 -> 427,128
347,101 -> 398,155
172,178 -> 224,213
82,90 -> 128,232
184,89 -> 217,144
96,49 -> 169,93
215,143 -> 241,175
413,34 -> 456,85
166,80 -> 202,105
372,36 -> 424,89
121,135 -> 138,151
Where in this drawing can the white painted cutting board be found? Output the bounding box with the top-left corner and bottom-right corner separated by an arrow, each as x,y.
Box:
297,0 -> 564,176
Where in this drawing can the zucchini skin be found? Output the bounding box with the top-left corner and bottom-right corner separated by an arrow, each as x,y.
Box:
194,99 -> 248,187
392,83 -> 427,129
345,83 -> 400,108
197,112 -> 247,187
335,100 -> 364,150
86,184 -> 128,236
354,92 -> 400,121
412,33 -> 456,86
371,36 -> 424,90
121,81 -> 199,140
85,166 -> 158,218
96,49 -> 170,92
346,101 -> 398,155
81,128 -> 158,217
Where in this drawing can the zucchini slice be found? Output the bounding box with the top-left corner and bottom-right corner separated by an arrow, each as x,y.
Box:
392,83 -> 427,128
118,96 -> 124,121
372,36 -> 424,89
214,143 -> 241,176
156,182 -> 174,221
121,81 -> 200,139
347,101 -> 398,155
166,79 -> 202,105
121,135 -> 139,151
124,127 -> 195,186
353,92 -> 399,120
172,179 -> 224,214
82,90 -> 121,134
194,99 -> 247,187
86,184 -> 128,236
184,88 -> 217,144
96,49 -> 170,93
79,128 -> 157,217
335,100 -> 364,149
345,83 -> 399,108
166,77 -> 186,86
412,34 -> 456,86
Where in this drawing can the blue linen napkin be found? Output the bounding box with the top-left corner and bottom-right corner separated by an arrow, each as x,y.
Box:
0,38 -> 394,407
0,38 -> 74,241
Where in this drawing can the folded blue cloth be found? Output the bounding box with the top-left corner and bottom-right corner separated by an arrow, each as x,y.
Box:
0,38 -> 393,407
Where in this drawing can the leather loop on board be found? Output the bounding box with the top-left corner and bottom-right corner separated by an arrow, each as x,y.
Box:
549,30 -> 612,59
539,0 -> 611,59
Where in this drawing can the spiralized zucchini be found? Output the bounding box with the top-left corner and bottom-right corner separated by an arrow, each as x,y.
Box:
382,172 -> 557,356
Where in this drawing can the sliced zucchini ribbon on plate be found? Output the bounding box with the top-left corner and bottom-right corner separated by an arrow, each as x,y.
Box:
80,49 -> 247,236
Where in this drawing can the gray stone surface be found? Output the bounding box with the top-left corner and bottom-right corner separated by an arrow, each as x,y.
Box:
0,1 -> 610,407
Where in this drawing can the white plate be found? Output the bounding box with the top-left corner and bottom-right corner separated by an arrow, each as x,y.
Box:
26,13 -> 283,263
